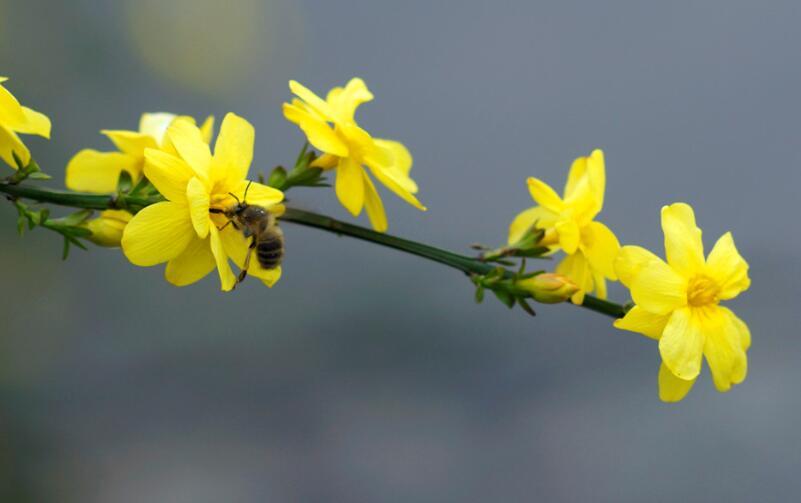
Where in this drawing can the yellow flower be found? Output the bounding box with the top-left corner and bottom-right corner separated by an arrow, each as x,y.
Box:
614,203 -> 751,402
82,210 -> 132,247
66,112 -> 214,193
283,78 -> 425,232
508,149 -> 620,304
0,77 -> 51,169
121,113 -> 284,291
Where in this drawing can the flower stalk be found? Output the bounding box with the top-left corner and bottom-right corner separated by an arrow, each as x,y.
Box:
0,180 -> 627,318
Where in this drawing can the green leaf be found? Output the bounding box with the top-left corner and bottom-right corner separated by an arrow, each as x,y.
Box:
68,236 -> 88,250
128,176 -> 152,196
518,270 -> 546,280
60,209 -> 93,227
62,236 -> 71,260
492,289 -> 516,308
515,247 -> 550,258
293,142 -> 309,171
268,166 -> 288,189
475,285 -> 485,303
61,226 -> 93,238
27,172 -> 52,180
11,151 -> 26,171
517,298 -> 537,317
117,170 -> 133,192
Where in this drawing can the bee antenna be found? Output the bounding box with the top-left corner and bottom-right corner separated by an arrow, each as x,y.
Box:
243,180 -> 253,202
228,192 -> 241,204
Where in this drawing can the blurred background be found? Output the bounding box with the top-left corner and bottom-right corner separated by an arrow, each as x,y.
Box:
1,0 -> 799,501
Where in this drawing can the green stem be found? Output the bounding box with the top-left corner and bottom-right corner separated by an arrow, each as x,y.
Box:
280,208 -> 626,318
0,181 -> 627,318
0,182 -> 159,212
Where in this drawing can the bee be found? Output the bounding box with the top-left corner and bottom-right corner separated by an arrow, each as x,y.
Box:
210,181 -> 284,284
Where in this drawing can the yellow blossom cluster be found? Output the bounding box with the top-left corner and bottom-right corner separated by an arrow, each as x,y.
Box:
507,152 -> 750,401
0,74 -> 752,402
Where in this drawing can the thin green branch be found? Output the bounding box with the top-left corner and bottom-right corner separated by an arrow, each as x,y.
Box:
0,182 -> 159,212
280,208 -> 627,318
0,182 -> 627,318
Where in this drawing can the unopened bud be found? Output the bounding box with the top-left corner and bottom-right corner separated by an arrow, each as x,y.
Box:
516,273 -> 579,304
82,210 -> 132,247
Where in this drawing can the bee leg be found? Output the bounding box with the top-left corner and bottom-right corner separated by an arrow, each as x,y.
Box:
237,237 -> 257,284
216,220 -> 241,232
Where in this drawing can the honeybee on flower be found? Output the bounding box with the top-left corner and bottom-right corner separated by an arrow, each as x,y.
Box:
121,113 -> 284,291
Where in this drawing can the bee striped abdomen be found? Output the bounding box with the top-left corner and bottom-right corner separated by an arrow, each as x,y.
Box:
256,231 -> 284,270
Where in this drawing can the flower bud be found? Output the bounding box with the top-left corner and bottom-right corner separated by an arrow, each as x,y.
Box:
82,210 -> 132,247
516,273 -> 579,304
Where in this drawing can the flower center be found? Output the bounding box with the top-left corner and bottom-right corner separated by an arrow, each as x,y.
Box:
687,275 -> 720,307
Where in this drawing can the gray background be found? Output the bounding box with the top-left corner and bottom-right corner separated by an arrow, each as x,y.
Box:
1,0 -> 799,501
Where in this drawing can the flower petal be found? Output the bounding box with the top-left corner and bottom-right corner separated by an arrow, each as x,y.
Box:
0,83 -> 25,125
581,221 -> 620,279
662,203 -> 705,277
121,201 -> 193,266
101,130 -> 157,156
311,153 -> 339,169
614,245 -> 662,287
282,103 -> 349,157
164,236 -> 216,286
564,155 -> 587,200
658,362 -> 697,402
139,113 -> 178,143
556,252 -> 593,304
373,139 -> 416,192
366,162 -> 427,211
143,148 -> 196,202
199,115 -> 215,144
327,77 -> 374,121
231,180 -> 284,208
17,106 -> 51,138
613,305 -> 671,340
564,149 -> 605,211
363,171 -> 388,232
720,306 -> 751,351
166,119 -> 212,179
527,177 -> 563,213
556,219 -> 580,254
659,307 -> 704,380
705,232 -> 750,300
65,150 -> 140,193
507,206 -> 558,245
593,270 -> 607,299
335,156 -> 365,216
0,125 -> 30,168
214,112 -> 254,185
186,177 -> 210,238
219,225 -> 250,267
288,80 -> 337,120
208,225 -> 236,291
585,149 -> 605,209
703,306 -> 748,391
630,257 -> 688,315
257,267 -> 282,287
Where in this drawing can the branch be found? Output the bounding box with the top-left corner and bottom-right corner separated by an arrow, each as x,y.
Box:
280,208 -> 627,319
0,182 -> 627,319
0,182 -> 159,212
